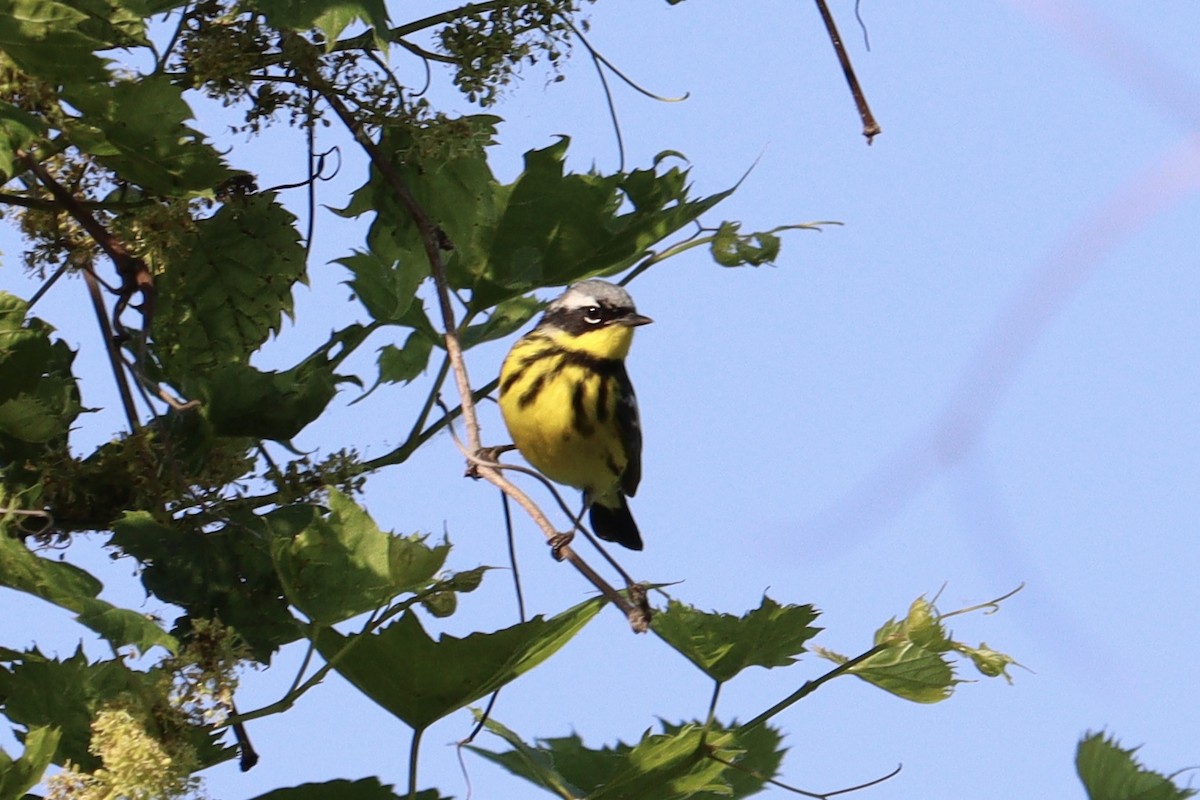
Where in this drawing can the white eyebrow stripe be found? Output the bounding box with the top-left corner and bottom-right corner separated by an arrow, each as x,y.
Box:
554,290 -> 601,310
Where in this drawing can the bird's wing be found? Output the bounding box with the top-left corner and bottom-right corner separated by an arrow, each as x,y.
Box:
615,363 -> 642,497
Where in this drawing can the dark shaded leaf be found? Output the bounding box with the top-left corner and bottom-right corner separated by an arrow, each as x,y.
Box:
1077,732 -> 1196,800
250,0 -> 390,48
248,777 -> 443,800
0,648 -> 231,773
472,718 -> 777,800
197,356 -> 349,442
459,295 -> 543,349
0,293 -> 81,468
316,596 -> 603,730
468,140 -> 735,309
110,512 -> 300,663
376,332 -> 435,386
338,248 -> 426,324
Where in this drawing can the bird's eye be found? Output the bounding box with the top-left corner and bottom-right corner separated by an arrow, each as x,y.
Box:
583,306 -> 603,324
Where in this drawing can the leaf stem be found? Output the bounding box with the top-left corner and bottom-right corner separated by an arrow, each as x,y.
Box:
739,643 -> 888,732
408,726 -> 424,799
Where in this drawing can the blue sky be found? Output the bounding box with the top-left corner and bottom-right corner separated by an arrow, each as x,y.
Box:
2,1 -> 1198,798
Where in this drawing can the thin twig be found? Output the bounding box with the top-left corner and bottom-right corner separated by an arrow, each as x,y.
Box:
83,268 -> 140,430
709,749 -> 901,799
813,0 -> 881,143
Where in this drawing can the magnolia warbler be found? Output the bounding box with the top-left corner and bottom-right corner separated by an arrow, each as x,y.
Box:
499,279 -> 652,550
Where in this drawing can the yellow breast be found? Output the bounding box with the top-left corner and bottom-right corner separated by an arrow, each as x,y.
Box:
499,333 -> 628,497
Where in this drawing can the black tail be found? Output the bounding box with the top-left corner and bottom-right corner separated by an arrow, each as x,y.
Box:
589,495 -> 643,550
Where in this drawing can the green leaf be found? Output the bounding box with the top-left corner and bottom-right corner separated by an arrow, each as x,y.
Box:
153,195 -> 306,380
0,395 -> 65,443
270,488 -> 450,625
681,719 -> 786,799
812,596 -> 1018,704
468,717 -> 583,798
472,719 -> 774,800
337,248 -> 426,324
652,595 -> 821,683
458,295 -> 543,349
316,596 -> 604,730
63,76 -> 231,195
110,511 -> 300,663
469,140 -> 735,309
0,648 -> 141,770
711,221 -> 781,267
1077,732 -> 1197,800
0,725 -> 60,800
250,0 -> 391,48
821,638 -> 956,704
197,356 -> 347,442
0,292 -> 82,467
0,648 -> 230,773
248,777 -> 444,800
376,332 -> 435,386
0,0 -> 123,81
0,102 -> 43,181
0,533 -> 177,654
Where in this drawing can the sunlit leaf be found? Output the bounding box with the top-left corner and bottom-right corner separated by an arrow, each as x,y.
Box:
0,724 -> 60,800
0,0 -> 124,80
154,194 -> 306,380
812,595 -> 1016,704
711,221 -> 781,267
652,596 -> 821,683
271,488 -> 449,625
0,533 -> 176,655
0,102 -> 43,181
63,76 -> 231,195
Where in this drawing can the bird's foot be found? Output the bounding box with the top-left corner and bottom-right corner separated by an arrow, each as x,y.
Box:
467,444 -> 515,478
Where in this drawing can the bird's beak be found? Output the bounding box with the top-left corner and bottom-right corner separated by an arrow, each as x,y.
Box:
622,313 -> 653,327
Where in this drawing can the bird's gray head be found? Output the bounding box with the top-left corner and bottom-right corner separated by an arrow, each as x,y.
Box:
541,279 -> 652,333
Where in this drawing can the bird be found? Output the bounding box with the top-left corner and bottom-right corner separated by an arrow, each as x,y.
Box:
498,279 -> 652,551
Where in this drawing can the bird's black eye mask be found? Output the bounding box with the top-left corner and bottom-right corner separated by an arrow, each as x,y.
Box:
545,301 -> 627,334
